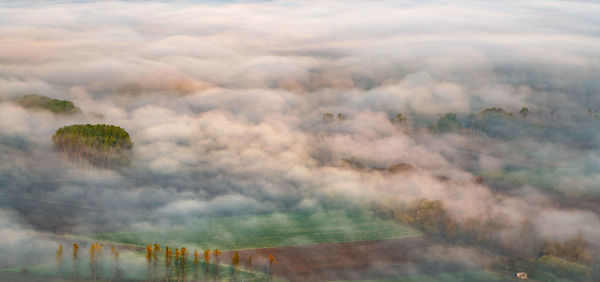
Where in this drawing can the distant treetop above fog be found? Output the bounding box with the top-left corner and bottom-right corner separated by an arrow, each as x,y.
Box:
52,124 -> 133,169
15,94 -> 80,114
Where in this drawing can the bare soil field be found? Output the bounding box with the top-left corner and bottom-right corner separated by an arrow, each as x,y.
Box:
221,237 -> 497,281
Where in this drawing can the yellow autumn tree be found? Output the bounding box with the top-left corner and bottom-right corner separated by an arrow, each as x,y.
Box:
72,243 -> 79,279
212,249 -> 222,262
191,249 -> 200,281
268,254 -> 277,278
165,246 -> 173,282
203,249 -> 211,277
145,244 -> 153,281
152,243 -> 160,280
56,245 -> 63,275
89,242 -> 103,281
231,251 -> 240,279
146,244 -> 152,262
72,243 -> 79,260
213,249 -> 222,279
153,243 -> 161,258
180,247 -> 187,262
111,246 -> 121,281
247,255 -> 253,270
179,247 -> 188,280
232,251 -> 240,268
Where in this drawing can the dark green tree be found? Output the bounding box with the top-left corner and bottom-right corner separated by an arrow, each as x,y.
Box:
434,112 -> 463,133
52,124 -> 133,169
15,94 -> 80,114
322,113 -> 334,122
392,113 -> 407,125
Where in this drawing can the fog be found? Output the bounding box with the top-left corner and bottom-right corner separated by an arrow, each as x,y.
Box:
1,0 -> 600,280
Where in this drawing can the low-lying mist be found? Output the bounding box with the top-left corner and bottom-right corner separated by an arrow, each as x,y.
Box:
1,0 -> 600,280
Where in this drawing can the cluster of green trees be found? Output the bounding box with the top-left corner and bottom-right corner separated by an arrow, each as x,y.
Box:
15,94 -> 80,114
322,112 -> 346,122
391,113 -> 408,125
540,234 -> 591,265
387,106 -> 586,137
52,124 -> 133,169
376,198 -> 599,281
429,107 -> 519,135
433,112 -> 464,133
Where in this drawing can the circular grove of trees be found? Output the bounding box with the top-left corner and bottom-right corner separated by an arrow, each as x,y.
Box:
52,124 -> 133,169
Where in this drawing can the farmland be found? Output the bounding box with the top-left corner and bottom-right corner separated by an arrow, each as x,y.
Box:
86,209 -> 421,250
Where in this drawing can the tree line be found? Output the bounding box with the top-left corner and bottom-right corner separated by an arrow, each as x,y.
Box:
55,242 -> 277,281
324,106 -> 599,140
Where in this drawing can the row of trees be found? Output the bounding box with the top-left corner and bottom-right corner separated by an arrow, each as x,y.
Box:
321,106 -> 531,135
52,124 -> 133,169
56,243 -> 122,281
56,242 -> 277,281
322,112 -> 347,122
388,105 -> 600,136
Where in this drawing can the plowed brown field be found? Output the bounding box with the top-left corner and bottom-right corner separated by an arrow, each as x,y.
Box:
221,237 -> 495,281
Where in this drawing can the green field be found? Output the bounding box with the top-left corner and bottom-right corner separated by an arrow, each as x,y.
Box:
86,209 -> 420,250
479,166 -> 600,196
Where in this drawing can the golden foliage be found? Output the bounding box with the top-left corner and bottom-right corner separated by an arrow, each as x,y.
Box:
540,233 -> 592,264
111,246 -> 119,260
203,249 -> 211,264
146,244 -> 152,262
247,255 -> 253,269
56,245 -> 63,262
72,243 -> 79,259
89,242 -> 103,261
152,243 -> 160,258
180,247 -> 187,262
212,249 -> 222,262
231,251 -> 240,267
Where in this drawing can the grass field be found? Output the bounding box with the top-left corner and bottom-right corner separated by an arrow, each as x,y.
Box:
86,209 -> 420,250
479,166 -> 600,196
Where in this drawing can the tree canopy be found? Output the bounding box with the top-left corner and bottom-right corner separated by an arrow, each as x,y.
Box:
479,107 -> 513,117
392,113 -> 407,125
434,112 -> 463,133
52,124 -> 133,168
15,94 -> 80,114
